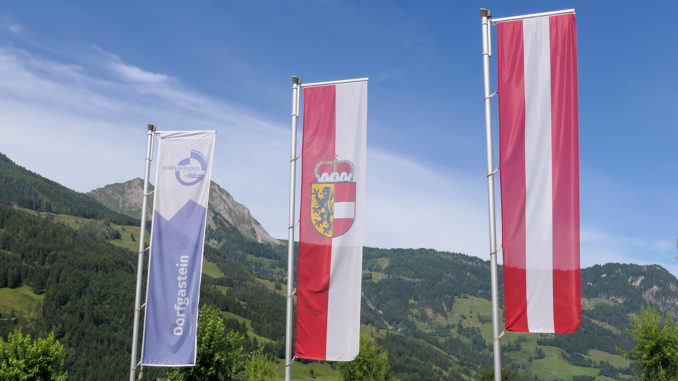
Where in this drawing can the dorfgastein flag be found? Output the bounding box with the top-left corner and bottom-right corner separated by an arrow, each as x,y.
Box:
497,13 -> 580,333
141,131 -> 215,365
295,80 -> 367,361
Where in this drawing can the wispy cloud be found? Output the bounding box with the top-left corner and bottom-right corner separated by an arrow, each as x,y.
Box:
0,42 -> 490,259
110,63 -> 169,84
364,150 -> 488,257
580,226 -> 676,273
0,44 -> 309,245
91,47 -> 170,85
0,41 -> 675,276
8,24 -> 21,34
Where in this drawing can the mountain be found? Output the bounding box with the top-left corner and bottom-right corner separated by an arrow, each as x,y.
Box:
2,150 -> 678,380
85,178 -> 150,220
0,153 -> 137,225
207,181 -> 281,246
360,248 -> 678,380
88,178 -> 281,246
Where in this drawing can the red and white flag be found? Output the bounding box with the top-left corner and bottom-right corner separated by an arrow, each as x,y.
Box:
497,13 -> 580,333
295,80 -> 367,361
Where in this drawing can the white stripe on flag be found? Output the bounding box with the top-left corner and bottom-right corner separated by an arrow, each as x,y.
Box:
523,17 -> 555,333
334,202 -> 355,219
325,81 -> 367,361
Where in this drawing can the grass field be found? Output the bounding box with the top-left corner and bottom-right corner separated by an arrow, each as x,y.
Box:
109,223 -> 146,251
202,260 -> 226,278
587,349 -> 631,369
273,359 -> 340,380
529,346 -> 600,380
21,208 -> 148,252
0,285 -> 44,319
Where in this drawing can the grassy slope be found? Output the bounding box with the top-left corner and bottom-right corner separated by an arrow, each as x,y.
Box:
364,261 -> 634,381
1,210 -> 330,380
7,208 -> 640,381
0,285 -> 44,319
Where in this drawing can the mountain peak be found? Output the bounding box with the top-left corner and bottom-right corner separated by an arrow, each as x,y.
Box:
88,178 -> 150,220
88,178 -> 281,246
207,181 -> 280,245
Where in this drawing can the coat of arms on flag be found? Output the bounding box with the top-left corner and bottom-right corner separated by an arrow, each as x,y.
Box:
311,156 -> 356,238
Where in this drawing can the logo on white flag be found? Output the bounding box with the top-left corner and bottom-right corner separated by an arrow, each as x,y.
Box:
162,150 -> 208,186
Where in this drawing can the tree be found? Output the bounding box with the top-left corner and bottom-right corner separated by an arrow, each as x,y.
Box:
241,349 -> 275,381
164,305 -> 275,381
619,305 -> 678,381
337,333 -> 396,381
0,329 -> 67,380
170,305 -> 246,380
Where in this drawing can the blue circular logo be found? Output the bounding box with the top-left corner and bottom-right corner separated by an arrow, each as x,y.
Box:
175,150 -> 207,186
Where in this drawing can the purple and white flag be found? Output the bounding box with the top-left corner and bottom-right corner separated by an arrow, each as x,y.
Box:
141,131 -> 215,366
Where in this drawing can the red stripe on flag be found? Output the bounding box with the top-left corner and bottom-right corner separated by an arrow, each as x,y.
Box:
296,85 -> 336,359
497,20 -> 529,332
333,218 -> 354,237
550,14 -> 581,333
334,182 -> 356,203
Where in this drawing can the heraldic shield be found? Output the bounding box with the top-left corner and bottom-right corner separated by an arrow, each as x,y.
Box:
310,156 -> 356,238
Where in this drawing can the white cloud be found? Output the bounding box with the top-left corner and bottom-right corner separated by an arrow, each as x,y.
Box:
0,45 -> 293,242
109,62 -> 169,84
0,43 -> 492,260
9,24 -> 22,34
580,226 -> 676,273
0,43 -> 675,277
364,150 -> 489,257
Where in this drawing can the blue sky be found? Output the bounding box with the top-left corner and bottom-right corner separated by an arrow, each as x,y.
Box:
0,1 -> 676,274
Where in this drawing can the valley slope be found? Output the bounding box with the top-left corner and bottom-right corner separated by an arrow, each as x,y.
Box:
1,152 -> 676,380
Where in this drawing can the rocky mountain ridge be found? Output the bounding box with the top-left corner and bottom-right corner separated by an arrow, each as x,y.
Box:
88,178 -> 281,246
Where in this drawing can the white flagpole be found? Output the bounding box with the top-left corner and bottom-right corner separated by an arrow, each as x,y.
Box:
129,123 -> 156,381
480,8 -> 502,381
284,76 -> 301,381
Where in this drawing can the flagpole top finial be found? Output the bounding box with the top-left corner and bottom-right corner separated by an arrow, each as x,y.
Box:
480,8 -> 492,18
147,124 -> 156,132
292,76 -> 301,85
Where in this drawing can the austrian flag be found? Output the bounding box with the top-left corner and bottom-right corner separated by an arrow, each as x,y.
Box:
296,80 -> 367,361
497,14 -> 580,333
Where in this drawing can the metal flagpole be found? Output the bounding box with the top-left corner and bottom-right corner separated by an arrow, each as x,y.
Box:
130,123 -> 156,381
300,77 -> 369,88
480,8 -> 502,381
491,8 -> 575,24
285,76 -> 301,381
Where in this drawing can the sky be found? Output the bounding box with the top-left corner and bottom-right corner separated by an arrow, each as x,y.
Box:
0,1 -> 676,274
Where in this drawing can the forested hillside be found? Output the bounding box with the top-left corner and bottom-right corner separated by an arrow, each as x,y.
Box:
0,153 -> 137,225
359,249 -> 662,380
1,151 -> 677,380
0,203 -> 136,379
0,203 -> 286,380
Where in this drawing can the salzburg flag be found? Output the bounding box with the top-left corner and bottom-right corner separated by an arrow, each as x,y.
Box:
296,80 -> 367,361
141,131 -> 215,365
497,13 -> 580,333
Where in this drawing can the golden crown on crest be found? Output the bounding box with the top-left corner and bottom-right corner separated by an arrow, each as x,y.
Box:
314,155 -> 354,183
